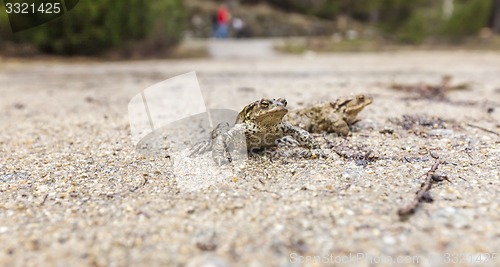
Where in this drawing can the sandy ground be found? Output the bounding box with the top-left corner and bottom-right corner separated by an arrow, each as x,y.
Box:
0,51 -> 499,267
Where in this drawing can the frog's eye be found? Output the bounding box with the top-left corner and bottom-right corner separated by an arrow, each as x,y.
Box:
260,100 -> 269,108
277,98 -> 287,107
357,95 -> 365,101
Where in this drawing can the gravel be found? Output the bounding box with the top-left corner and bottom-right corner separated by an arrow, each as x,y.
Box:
0,51 -> 499,266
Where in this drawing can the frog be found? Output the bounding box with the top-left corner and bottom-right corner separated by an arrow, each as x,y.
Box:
189,98 -> 320,165
285,94 -> 373,136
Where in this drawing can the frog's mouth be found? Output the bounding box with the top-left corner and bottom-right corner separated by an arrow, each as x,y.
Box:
345,97 -> 373,114
256,107 -> 288,125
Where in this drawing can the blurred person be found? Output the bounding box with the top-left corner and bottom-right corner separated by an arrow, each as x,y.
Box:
211,12 -> 218,37
215,3 -> 230,38
232,17 -> 246,38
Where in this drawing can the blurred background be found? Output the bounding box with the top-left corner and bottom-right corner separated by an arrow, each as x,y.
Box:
1,0 -> 500,59
1,2 -> 500,266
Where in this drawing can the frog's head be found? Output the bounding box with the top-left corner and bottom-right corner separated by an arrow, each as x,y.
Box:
333,94 -> 373,123
240,98 -> 288,125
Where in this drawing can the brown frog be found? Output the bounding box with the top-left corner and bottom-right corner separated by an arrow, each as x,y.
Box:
190,98 -> 319,165
286,94 -> 373,136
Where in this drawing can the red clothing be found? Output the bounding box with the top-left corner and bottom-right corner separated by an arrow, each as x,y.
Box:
217,5 -> 229,25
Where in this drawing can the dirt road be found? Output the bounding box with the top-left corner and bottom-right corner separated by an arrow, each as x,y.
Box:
1,51 -> 499,266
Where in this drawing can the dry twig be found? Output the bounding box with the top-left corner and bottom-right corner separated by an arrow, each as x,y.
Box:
39,193 -> 49,206
398,160 -> 450,219
390,75 -> 470,100
466,123 -> 499,137
252,186 -> 282,199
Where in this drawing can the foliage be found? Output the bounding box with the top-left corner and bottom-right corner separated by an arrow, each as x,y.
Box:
1,0 -> 186,55
2,0 -> 496,53
439,0 -> 493,39
240,0 -> 495,44
393,3 -> 440,44
0,6 -> 10,36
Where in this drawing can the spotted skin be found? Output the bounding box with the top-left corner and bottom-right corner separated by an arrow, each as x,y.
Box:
190,98 -> 319,165
286,94 -> 373,136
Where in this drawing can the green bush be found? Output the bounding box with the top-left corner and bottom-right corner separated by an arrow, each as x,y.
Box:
0,7 -> 11,37
3,0 -> 186,55
439,0 -> 492,39
146,0 -> 186,49
394,5 -> 442,44
396,12 -> 429,44
376,0 -> 492,44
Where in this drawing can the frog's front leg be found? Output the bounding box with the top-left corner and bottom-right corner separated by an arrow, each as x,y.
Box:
332,119 -> 350,136
212,135 -> 228,165
189,122 -> 232,157
281,123 -> 319,149
212,124 -> 247,165
188,138 -> 212,156
281,123 -> 327,159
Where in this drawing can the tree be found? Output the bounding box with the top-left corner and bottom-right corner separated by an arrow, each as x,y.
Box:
1,0 -> 186,55
491,0 -> 500,33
